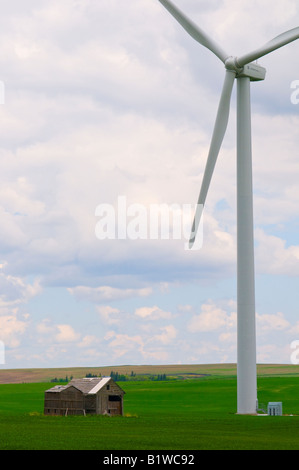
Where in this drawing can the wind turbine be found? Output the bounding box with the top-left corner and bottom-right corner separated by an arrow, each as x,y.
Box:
158,0 -> 299,414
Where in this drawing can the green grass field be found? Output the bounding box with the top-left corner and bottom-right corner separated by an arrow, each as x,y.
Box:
1,369 -> 299,450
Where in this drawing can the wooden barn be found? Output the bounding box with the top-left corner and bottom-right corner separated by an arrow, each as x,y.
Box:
44,377 -> 125,416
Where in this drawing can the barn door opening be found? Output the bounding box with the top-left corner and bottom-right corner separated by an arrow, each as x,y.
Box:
108,395 -> 122,415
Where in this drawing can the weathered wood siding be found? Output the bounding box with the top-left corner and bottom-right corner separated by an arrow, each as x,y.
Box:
44,386 -> 84,416
98,381 -> 124,415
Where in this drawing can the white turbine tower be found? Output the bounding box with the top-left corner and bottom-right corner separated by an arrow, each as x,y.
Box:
158,0 -> 299,414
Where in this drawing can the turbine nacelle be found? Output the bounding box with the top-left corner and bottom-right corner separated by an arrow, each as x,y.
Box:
225,57 -> 266,81
237,63 -> 266,81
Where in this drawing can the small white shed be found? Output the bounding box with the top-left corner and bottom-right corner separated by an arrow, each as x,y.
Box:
267,402 -> 282,416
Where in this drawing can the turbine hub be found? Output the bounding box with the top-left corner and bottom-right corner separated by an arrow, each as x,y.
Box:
225,56 -> 243,73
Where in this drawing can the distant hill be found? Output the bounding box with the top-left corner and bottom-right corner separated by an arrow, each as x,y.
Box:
1,363 -> 299,384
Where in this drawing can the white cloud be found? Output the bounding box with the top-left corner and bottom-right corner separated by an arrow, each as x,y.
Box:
0,314 -> 27,347
97,305 -> 121,325
69,285 -> 152,303
36,320 -> 53,336
78,335 -> 99,349
104,331 -> 145,359
255,229 -> 299,276
287,323 -> 299,336
36,320 -> 81,344
135,305 -> 172,320
178,304 -> 193,312
219,332 -> 235,343
187,302 -> 236,333
152,325 -> 177,345
257,311 -> 290,332
55,324 -> 80,343
0,272 -> 41,307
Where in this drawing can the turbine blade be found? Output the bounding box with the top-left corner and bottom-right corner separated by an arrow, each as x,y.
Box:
237,26 -> 299,67
189,70 -> 236,249
159,0 -> 229,63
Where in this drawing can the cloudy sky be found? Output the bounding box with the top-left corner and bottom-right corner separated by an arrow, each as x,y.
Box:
0,0 -> 298,369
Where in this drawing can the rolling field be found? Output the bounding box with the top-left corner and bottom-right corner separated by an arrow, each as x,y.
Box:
1,365 -> 299,450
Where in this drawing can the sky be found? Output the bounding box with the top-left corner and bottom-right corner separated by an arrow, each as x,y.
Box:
0,0 -> 298,370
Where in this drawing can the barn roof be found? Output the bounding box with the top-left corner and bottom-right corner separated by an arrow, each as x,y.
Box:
45,384 -> 68,392
45,377 -> 113,394
69,377 -> 111,394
